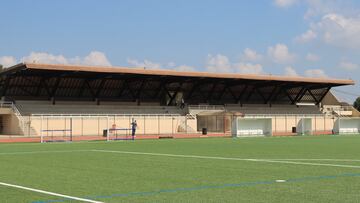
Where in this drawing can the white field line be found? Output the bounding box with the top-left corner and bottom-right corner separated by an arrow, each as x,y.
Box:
0,140 -> 107,147
246,159 -> 360,169
268,159 -> 360,162
92,150 -> 360,169
1,149 -> 359,163
0,181 -> 103,203
0,150 -> 91,156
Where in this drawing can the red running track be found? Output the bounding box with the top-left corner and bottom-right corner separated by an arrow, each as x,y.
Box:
0,133 -> 231,143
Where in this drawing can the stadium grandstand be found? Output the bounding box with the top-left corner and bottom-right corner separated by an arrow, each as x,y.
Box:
0,63 -> 358,142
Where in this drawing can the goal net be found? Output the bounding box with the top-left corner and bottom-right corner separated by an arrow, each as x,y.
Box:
107,128 -> 134,141
41,129 -> 73,143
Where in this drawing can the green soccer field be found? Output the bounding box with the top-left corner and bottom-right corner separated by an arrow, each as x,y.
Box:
1,136 -> 360,203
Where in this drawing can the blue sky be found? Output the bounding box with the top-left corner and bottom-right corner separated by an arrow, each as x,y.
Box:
0,0 -> 359,102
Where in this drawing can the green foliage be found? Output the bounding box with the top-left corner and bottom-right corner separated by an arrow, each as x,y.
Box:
1,136 -> 360,202
354,97 -> 360,111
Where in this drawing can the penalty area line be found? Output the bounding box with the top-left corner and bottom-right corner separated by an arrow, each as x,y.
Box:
0,181 -> 103,203
92,149 -> 360,169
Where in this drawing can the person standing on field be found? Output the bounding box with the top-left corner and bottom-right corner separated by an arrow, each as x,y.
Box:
131,119 -> 137,140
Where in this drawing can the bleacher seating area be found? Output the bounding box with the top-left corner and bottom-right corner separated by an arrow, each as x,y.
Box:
189,104 -> 323,115
16,101 -> 184,115
224,105 -> 323,115
16,100 -> 323,116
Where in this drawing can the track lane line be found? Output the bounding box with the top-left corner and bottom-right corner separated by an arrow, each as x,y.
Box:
0,181 -> 103,203
92,149 -> 360,169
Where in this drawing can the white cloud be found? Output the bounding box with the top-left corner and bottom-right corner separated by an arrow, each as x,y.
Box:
234,63 -> 264,74
306,53 -> 320,61
174,65 -> 195,72
19,51 -> 112,67
241,48 -> 262,61
127,58 -> 195,71
281,0 -> 360,48
304,0 -> 336,19
21,52 -> 68,64
206,53 -> 264,74
339,61 -> 359,71
274,0 -> 356,19
304,69 -> 328,78
310,13 -> 360,49
286,0 -> 360,49
0,56 -> 17,67
167,62 -> 176,67
303,0 -> 359,19
206,54 -> 265,74
127,59 -> 162,69
267,44 -> 295,64
206,54 -> 232,72
284,66 -> 299,76
274,0 -> 298,8
82,51 -> 112,66
295,30 -> 317,43
280,0 -> 360,49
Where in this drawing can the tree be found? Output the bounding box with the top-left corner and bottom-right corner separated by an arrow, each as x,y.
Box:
354,97 -> 360,111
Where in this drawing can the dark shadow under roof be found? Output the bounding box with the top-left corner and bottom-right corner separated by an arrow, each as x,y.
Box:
0,63 -> 355,105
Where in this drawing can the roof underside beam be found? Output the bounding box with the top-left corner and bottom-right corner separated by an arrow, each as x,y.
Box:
0,69 -> 340,105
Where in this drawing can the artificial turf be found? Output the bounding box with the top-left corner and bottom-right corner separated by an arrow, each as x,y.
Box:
0,135 -> 360,203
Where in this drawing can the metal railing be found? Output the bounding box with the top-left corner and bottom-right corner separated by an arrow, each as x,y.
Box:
0,101 -> 14,108
240,113 -> 327,118
330,106 -> 353,111
188,105 -> 225,111
30,113 -> 182,118
186,113 -> 196,119
326,105 -> 355,117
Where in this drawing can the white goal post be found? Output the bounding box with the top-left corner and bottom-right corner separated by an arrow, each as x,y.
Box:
38,115 -> 111,143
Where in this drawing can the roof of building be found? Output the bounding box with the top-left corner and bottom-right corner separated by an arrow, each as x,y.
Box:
0,63 -> 354,105
2,63 -> 355,86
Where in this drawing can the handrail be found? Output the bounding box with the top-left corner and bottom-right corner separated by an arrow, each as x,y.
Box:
11,103 -> 27,136
31,113 -> 183,118
325,105 -> 355,117
188,105 -> 225,110
0,101 -> 27,135
0,101 -> 14,108
332,107 -> 354,111
238,113 -> 326,118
